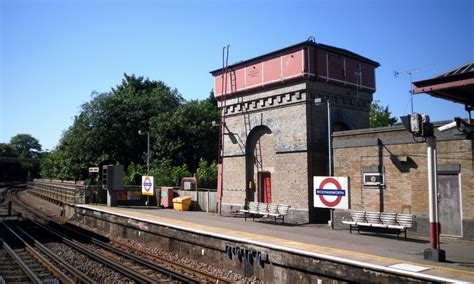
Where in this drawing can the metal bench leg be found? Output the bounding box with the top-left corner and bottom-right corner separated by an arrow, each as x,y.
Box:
404,229 -> 407,241
349,225 -> 352,234
245,213 -> 247,221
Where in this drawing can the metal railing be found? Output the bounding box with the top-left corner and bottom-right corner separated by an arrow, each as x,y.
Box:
27,179 -> 85,204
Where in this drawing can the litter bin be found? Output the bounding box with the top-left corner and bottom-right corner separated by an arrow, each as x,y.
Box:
173,196 -> 192,211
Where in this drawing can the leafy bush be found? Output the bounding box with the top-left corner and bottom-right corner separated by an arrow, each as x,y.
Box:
123,162 -> 144,185
196,158 -> 217,189
151,159 -> 191,187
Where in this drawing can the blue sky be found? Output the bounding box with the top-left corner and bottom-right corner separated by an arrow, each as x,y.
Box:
1,0 -> 473,151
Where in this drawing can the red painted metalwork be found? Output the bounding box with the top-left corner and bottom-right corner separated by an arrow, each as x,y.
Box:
412,61 -> 474,106
430,222 -> 440,249
211,41 -> 379,99
213,49 -> 305,97
413,78 -> 474,105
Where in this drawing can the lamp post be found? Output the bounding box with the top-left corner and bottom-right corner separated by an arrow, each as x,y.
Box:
400,114 -> 445,262
138,130 -> 150,175
315,98 -> 334,228
139,130 -> 150,206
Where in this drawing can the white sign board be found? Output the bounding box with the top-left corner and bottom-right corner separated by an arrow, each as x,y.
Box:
141,176 -> 154,196
313,176 -> 349,209
88,167 -> 100,173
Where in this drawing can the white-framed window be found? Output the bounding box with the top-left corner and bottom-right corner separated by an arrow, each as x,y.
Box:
363,172 -> 384,186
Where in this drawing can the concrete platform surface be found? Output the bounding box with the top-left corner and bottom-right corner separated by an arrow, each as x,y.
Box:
78,205 -> 474,282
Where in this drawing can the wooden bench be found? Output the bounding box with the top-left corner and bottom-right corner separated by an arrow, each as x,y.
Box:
240,202 -> 290,223
342,210 -> 415,240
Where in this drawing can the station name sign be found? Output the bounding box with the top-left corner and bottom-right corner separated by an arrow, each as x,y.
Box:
313,176 -> 349,209
88,167 -> 100,173
142,176 -> 154,196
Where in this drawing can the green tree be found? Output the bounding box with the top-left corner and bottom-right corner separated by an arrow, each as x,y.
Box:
9,134 -> 42,159
150,96 -> 219,172
1,134 -> 42,180
0,143 -> 18,158
40,76 -> 219,185
369,100 -> 398,128
44,74 -> 183,180
151,159 -> 191,187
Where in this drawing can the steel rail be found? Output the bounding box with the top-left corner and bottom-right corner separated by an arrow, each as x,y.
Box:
58,222 -> 226,283
2,222 -> 72,284
16,227 -> 96,284
9,187 -> 230,283
31,220 -> 159,283
0,239 -> 42,284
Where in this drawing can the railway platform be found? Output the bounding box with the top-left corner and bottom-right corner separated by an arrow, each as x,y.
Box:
74,204 -> 474,283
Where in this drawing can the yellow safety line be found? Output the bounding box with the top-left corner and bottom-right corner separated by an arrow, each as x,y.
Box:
85,206 -> 474,278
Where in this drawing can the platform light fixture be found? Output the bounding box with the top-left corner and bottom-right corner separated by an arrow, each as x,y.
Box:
139,130 -> 151,207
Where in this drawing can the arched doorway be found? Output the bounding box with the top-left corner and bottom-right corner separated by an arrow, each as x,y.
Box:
245,125 -> 276,203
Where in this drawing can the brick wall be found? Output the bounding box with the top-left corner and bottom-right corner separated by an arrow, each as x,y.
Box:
218,79 -> 374,224
333,125 -> 474,239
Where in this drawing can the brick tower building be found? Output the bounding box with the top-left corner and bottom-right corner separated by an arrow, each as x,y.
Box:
210,40 -> 380,223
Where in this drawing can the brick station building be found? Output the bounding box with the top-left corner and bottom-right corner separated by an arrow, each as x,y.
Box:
210,40 -> 380,223
332,123 -> 474,239
332,61 -> 473,240
211,41 -> 474,239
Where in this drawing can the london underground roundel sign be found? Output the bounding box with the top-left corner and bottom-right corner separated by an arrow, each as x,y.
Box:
313,176 -> 349,209
141,176 -> 154,196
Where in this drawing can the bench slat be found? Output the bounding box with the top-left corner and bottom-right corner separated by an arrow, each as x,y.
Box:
365,212 -> 381,224
268,204 -> 279,215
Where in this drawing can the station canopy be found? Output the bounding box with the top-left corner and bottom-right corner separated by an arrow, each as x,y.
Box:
412,61 -> 474,107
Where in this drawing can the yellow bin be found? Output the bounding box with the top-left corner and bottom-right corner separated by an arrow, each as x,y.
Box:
172,196 -> 192,211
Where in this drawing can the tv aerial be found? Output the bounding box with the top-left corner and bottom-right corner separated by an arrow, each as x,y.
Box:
394,64 -> 435,113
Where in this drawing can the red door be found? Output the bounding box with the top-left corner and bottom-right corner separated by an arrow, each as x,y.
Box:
259,172 -> 272,203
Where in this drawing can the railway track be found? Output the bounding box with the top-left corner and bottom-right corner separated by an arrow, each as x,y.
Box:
0,221 -> 70,284
60,221 -> 229,283
5,185 -> 231,283
0,240 -> 43,284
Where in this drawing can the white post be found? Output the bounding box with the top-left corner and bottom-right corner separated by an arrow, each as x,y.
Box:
427,136 -> 439,249
327,100 -> 334,229
327,100 -> 332,176
424,136 -> 445,261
